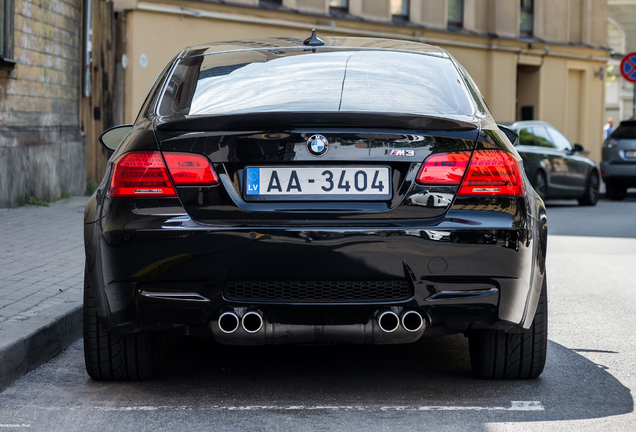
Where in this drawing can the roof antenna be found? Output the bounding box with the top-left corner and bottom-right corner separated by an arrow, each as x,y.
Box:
303,29 -> 325,47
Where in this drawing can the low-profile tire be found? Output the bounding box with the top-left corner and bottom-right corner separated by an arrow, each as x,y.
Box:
83,269 -> 158,381
578,171 -> 600,206
606,181 -> 627,201
468,277 -> 547,380
532,170 -> 548,201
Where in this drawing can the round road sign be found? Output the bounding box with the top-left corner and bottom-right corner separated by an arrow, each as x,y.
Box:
620,52 -> 636,83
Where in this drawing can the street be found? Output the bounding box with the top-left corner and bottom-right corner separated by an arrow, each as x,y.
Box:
0,195 -> 635,431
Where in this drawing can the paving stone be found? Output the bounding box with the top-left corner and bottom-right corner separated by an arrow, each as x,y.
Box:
0,197 -> 87,328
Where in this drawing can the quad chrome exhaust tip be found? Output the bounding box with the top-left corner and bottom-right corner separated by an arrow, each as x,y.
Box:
213,308 -> 426,345
401,310 -> 424,332
217,310 -> 264,334
218,311 -> 240,334
242,310 -> 264,333
377,310 -> 400,333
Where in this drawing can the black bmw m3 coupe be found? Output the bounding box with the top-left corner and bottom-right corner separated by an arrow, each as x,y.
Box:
84,34 -> 548,381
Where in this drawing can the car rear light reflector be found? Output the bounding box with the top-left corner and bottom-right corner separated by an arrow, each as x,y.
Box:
416,150 -> 524,197
163,153 -> 219,186
415,151 -> 470,185
603,138 -> 619,148
109,151 -> 177,198
458,150 -> 524,197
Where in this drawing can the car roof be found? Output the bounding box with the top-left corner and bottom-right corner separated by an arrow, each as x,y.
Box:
181,36 -> 447,58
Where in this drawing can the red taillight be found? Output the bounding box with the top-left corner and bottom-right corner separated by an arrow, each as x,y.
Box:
458,150 -> 524,196
163,153 -> 218,186
416,150 -> 524,197
109,151 -> 177,198
416,151 -> 471,185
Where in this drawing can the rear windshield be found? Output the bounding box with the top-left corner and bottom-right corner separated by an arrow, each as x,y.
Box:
611,122 -> 636,139
157,50 -> 474,117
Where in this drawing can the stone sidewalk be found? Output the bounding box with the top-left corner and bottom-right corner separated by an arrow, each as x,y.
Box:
0,196 -> 89,389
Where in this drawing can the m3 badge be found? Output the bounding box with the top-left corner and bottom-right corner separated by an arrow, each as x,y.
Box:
387,149 -> 415,156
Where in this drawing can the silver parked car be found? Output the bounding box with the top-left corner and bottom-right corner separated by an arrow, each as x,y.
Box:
602,119 -> 636,200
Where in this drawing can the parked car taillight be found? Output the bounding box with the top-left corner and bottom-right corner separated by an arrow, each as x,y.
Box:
416,150 -> 524,197
108,151 -> 219,197
109,151 -> 178,198
603,138 -> 619,148
415,151 -> 471,185
163,153 -> 219,186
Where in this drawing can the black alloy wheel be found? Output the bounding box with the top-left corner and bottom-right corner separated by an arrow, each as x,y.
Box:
468,276 -> 548,380
578,171 -> 600,206
606,181 -> 628,201
532,171 -> 547,201
83,267 -> 159,381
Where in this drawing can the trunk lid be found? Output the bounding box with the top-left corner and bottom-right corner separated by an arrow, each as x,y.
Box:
154,113 -> 479,224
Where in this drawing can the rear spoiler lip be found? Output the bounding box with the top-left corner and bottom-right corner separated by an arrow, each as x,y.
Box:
153,112 -> 480,133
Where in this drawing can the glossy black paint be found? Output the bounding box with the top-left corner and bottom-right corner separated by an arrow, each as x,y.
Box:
84,37 -> 548,344
155,124 -> 477,221
85,186 -> 546,335
303,29 -> 325,47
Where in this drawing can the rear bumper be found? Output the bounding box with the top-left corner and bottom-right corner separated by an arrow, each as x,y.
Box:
85,195 -> 546,338
600,161 -> 636,182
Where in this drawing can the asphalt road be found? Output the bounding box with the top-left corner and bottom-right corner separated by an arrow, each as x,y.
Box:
1,195 -> 635,431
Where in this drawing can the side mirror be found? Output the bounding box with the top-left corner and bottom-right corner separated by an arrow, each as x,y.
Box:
100,124 -> 133,151
497,125 -> 519,146
573,143 -> 584,152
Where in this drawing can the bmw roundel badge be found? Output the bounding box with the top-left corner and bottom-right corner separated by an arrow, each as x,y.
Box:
307,134 -> 329,156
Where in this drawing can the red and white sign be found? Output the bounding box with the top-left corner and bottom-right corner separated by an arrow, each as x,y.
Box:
620,52 -> 636,83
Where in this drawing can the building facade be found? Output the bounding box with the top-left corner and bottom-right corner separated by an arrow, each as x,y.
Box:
1,0 -> 610,207
92,0 -> 608,175
0,0 -> 85,208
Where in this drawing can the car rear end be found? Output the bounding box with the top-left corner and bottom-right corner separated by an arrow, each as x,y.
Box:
84,38 -> 547,380
602,119 -> 636,199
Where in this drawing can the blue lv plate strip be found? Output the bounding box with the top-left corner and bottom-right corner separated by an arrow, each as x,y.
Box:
246,168 -> 260,195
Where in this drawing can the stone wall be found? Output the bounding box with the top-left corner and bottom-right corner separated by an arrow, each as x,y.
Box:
0,0 -> 84,208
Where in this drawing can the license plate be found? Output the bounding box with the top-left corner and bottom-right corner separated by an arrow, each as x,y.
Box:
244,166 -> 391,201
625,151 -> 636,158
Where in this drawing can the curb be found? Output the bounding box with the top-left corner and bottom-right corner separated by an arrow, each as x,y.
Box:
0,303 -> 82,392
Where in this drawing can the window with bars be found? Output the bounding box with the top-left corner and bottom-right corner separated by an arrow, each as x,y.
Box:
329,0 -> 348,11
390,0 -> 409,19
520,0 -> 533,37
447,0 -> 463,28
0,0 -> 14,60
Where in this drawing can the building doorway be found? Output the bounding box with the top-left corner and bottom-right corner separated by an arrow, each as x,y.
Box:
516,65 -> 541,121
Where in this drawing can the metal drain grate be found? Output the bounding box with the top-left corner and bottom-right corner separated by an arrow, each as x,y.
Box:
224,280 -> 412,303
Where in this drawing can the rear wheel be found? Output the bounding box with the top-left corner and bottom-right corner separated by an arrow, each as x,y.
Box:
578,171 -> 599,206
468,277 -> 547,380
532,171 -> 547,201
606,181 -> 627,201
83,269 -> 158,381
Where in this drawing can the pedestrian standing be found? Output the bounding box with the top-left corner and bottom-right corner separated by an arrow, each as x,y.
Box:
604,117 -> 615,140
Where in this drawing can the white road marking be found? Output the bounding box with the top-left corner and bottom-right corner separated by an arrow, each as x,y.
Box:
26,401 -> 544,412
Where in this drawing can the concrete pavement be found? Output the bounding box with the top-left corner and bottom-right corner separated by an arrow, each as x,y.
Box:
0,196 -> 88,390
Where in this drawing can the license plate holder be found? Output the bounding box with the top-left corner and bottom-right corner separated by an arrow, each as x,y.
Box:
243,166 -> 392,202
